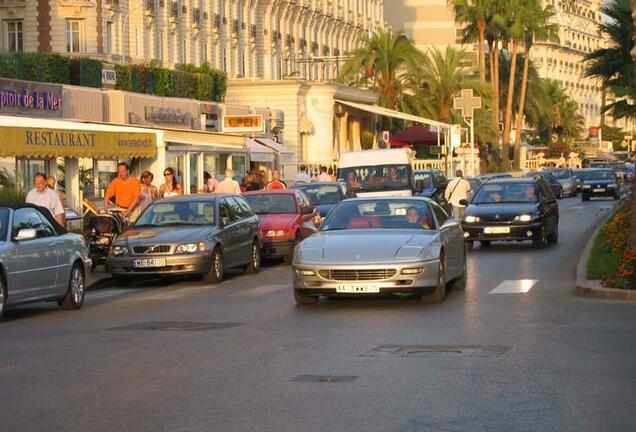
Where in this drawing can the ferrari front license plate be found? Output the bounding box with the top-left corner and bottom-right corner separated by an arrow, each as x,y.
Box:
336,284 -> 380,294
133,258 -> 166,268
484,226 -> 510,234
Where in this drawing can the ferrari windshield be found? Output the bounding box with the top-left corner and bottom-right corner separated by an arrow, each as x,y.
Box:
244,194 -> 297,214
293,184 -> 342,205
473,183 -> 538,204
321,200 -> 436,231
134,201 -> 216,226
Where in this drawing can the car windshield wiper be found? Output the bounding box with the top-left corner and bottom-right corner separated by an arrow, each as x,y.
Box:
321,227 -> 345,231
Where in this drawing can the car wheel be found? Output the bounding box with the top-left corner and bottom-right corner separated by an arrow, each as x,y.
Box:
547,220 -> 559,244
0,276 -> 6,321
480,240 -> 491,247
244,240 -> 261,274
582,194 -> 590,202
422,253 -> 446,303
451,248 -> 467,291
203,247 -> 224,284
533,225 -> 548,249
294,289 -> 319,305
58,263 -> 85,310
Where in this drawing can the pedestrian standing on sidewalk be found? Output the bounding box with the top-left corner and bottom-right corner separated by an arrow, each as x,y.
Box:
444,169 -> 471,221
128,171 -> 158,220
202,171 -> 219,193
103,162 -> 142,219
266,170 -> 287,190
159,167 -> 183,198
318,166 -> 331,182
217,168 -> 242,194
26,172 -> 66,226
294,165 -> 312,184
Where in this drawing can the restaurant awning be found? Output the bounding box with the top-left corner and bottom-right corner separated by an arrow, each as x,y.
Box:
246,138 -> 275,163
0,115 -> 158,159
334,100 -> 451,130
255,138 -> 295,163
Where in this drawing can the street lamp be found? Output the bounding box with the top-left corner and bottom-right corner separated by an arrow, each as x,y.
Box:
120,1 -> 145,63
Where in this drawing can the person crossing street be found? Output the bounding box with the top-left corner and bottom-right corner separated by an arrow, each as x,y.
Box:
444,169 -> 471,220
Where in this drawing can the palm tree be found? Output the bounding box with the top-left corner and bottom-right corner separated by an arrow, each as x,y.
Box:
583,0 -> 635,121
512,2 -> 558,170
451,0 -> 495,83
338,28 -> 425,112
417,46 -> 485,124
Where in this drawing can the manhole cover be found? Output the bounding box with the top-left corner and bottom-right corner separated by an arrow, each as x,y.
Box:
293,375 -> 358,383
110,321 -> 243,331
360,345 -> 511,358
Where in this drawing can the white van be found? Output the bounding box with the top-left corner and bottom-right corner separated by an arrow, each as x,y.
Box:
337,148 -> 422,198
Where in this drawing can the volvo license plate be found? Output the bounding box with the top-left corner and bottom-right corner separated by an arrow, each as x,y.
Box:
133,258 -> 166,268
484,226 -> 510,234
593,188 -> 605,192
336,284 -> 380,293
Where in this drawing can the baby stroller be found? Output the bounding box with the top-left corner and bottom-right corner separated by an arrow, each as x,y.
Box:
87,211 -> 128,271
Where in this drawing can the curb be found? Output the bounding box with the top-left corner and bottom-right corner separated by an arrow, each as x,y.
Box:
575,198 -> 636,301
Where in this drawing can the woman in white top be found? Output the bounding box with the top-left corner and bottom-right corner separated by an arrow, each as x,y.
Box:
129,171 -> 159,221
159,167 -> 183,198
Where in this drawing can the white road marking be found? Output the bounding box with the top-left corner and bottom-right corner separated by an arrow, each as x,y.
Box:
489,279 -> 538,294
229,284 -> 288,298
569,206 -> 585,210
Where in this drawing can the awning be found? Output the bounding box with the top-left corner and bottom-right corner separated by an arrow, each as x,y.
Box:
0,115 -> 158,158
255,138 -> 295,163
246,138 -> 275,163
334,100 -> 451,130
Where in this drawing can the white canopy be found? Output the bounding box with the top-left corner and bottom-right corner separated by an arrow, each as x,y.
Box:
246,137 -> 275,163
334,100 -> 451,130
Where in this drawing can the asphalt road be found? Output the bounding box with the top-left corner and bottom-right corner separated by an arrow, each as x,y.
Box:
1,196 -> 635,432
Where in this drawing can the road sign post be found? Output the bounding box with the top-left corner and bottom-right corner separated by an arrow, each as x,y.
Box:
453,89 -> 482,177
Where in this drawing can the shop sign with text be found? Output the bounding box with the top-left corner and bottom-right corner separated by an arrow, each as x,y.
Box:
0,78 -> 63,117
222,115 -> 264,133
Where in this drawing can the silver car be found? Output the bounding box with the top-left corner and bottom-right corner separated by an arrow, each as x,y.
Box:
107,194 -> 261,283
0,204 -> 90,320
292,197 -> 466,304
547,168 -> 577,197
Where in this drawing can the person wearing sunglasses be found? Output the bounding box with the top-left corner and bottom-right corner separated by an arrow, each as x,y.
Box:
159,167 -> 183,198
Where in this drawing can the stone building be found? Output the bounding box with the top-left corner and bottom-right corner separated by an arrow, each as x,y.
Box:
0,0 -> 384,82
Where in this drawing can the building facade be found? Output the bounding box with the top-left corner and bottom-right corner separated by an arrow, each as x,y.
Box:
0,0 -> 384,82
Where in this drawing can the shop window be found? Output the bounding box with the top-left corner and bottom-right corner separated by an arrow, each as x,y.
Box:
189,153 -> 199,194
66,19 -> 83,53
3,19 -> 23,52
231,155 -> 246,178
203,153 -> 220,180
17,159 -> 48,191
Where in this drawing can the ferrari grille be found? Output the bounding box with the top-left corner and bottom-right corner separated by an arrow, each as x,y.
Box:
318,269 -> 397,281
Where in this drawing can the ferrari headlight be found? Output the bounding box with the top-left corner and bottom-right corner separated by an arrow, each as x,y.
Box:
464,215 -> 480,223
111,245 -> 128,257
176,242 -> 206,254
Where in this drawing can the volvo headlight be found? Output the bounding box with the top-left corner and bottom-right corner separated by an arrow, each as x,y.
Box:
515,214 -> 533,222
111,245 -> 128,257
464,215 -> 480,223
176,242 -> 206,254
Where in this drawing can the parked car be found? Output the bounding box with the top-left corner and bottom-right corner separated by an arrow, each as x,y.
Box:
461,177 -> 559,249
292,197 -> 466,304
478,173 -> 513,183
580,169 -> 620,201
414,169 -> 449,209
0,204 -> 91,320
546,168 -> 577,197
524,171 -> 563,198
243,190 -> 319,263
291,181 -> 355,220
107,194 -> 260,284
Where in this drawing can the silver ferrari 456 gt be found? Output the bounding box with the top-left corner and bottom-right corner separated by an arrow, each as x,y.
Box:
292,197 -> 467,304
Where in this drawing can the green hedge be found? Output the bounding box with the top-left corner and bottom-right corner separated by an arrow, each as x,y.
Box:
0,52 -> 226,102
0,52 -> 70,84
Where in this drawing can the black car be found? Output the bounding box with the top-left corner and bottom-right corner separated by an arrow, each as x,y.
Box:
461,177 -> 559,249
524,171 -> 563,199
478,173 -> 513,184
291,181 -> 355,219
414,169 -> 449,209
580,169 -> 620,201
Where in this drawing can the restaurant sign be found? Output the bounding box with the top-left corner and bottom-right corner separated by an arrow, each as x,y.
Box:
0,126 -> 157,159
0,78 -> 63,117
145,106 -> 192,125
222,115 -> 264,133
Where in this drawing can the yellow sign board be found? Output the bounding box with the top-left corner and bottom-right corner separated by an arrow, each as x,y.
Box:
0,126 -> 157,159
222,115 -> 264,133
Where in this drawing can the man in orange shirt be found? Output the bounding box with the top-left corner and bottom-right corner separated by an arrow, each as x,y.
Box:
103,162 -> 142,218
265,169 -> 287,190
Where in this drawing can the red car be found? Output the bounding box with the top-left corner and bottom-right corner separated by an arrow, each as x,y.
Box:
243,190 -> 319,263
